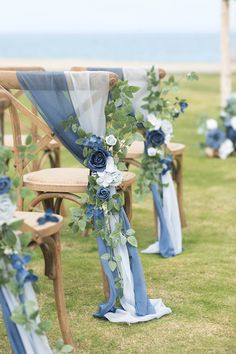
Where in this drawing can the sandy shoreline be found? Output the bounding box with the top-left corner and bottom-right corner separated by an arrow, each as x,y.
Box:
0,58 -> 236,73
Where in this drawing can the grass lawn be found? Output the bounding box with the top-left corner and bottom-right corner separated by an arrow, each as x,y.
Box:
1,74 -> 236,353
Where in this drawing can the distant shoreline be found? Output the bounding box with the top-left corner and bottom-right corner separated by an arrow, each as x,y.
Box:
0,58 -> 236,73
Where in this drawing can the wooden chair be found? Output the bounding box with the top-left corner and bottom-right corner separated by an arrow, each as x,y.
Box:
14,210 -> 74,347
0,71 -> 135,303
124,141 -> 187,228
0,67 -> 61,171
70,67 -> 187,228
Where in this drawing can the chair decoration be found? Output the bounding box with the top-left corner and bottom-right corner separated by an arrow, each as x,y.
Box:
0,146 -> 73,354
198,93 -> 236,159
16,71 -> 171,323
88,67 -> 195,257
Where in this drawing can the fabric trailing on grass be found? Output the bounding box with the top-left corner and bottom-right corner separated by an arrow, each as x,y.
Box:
17,70 -> 171,323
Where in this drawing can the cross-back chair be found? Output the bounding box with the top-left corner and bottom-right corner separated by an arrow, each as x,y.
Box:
70,67 -> 187,228
0,67 -> 61,171
14,210 -> 74,347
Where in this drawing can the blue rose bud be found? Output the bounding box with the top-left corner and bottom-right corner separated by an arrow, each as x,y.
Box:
87,148 -> 109,172
96,187 -> 111,201
146,129 -> 165,147
179,101 -> 188,113
0,176 -> 12,195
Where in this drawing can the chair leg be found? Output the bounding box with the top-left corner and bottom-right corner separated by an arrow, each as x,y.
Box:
175,154 -> 187,227
41,234 -> 75,347
101,267 -> 110,301
123,185 -> 133,223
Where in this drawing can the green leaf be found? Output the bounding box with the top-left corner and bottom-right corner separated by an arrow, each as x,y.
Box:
13,176 -> 20,187
25,135 -> 32,145
186,71 -> 199,81
9,219 -> 23,230
101,253 -> 110,261
61,345 -> 74,353
126,228 -> 135,236
127,235 -> 138,247
108,260 -> 117,272
20,232 -> 32,248
78,219 -> 86,231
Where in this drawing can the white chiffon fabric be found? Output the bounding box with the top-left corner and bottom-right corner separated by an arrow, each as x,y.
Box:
65,71 -> 109,137
123,67 -> 182,256
141,171 -> 182,255
65,71 -> 171,323
1,277 -> 52,354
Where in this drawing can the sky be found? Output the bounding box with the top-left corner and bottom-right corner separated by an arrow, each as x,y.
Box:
0,0 -> 236,33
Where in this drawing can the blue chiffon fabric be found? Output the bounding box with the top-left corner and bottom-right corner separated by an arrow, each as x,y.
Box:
17,71 -> 156,317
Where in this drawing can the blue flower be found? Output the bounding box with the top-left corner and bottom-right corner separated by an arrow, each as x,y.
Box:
82,135 -> 103,151
226,127 -> 236,144
179,101 -> 188,113
206,128 -> 225,150
85,204 -> 104,222
87,148 -> 110,172
160,155 -> 173,175
0,176 -> 11,195
146,129 -> 165,148
11,254 -> 38,287
37,209 -> 59,225
85,204 -> 95,219
96,187 -> 111,201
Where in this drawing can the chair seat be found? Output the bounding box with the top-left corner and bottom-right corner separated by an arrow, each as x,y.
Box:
126,141 -> 186,159
15,211 -> 63,239
4,134 -> 60,149
23,168 -> 136,193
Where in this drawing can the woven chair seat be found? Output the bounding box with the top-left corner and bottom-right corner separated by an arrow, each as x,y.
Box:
15,211 -> 63,239
4,134 -> 60,150
126,141 -> 186,159
23,168 -> 136,193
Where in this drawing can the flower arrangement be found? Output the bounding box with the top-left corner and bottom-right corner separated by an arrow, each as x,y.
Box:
198,93 -> 236,159
136,67 -> 197,195
64,80 -> 144,289
0,146 -> 72,354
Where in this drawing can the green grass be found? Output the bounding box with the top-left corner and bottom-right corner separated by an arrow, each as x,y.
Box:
1,74 -> 236,353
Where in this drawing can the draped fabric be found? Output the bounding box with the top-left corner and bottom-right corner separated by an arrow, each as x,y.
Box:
17,71 -> 171,323
87,67 -> 182,257
0,260 -> 52,354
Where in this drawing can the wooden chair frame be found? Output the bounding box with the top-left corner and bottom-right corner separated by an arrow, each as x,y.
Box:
0,67 -> 61,171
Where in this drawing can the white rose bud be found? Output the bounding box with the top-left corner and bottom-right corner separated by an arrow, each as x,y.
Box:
218,139 -> 234,159
206,119 -> 218,130
147,114 -> 162,130
147,147 -> 158,157
230,116 -> 236,130
105,135 -> 117,146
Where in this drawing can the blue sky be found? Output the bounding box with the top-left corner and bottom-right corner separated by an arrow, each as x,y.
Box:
0,0 -> 236,33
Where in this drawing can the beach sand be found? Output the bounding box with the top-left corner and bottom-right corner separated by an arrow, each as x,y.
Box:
0,58 -> 236,73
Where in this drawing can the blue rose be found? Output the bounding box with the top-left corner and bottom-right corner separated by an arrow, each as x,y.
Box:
83,134 -> 103,151
146,129 -> 165,147
0,176 -> 11,195
160,155 -> 173,176
96,187 -> 111,201
226,127 -> 236,144
206,128 -> 225,150
179,101 -> 188,113
87,148 -> 109,172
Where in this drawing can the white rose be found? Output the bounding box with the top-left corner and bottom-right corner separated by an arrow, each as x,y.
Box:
164,134 -> 172,144
147,147 -> 158,157
97,157 -> 123,187
147,114 -> 162,130
104,156 -> 117,173
161,120 -> 173,136
230,116 -> 236,130
218,139 -> 234,159
110,170 -> 123,186
206,119 -> 218,130
105,135 -> 117,146
0,194 -> 16,226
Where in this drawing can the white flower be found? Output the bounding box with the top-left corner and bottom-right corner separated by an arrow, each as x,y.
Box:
4,247 -> 14,256
97,157 -> 123,187
206,119 -> 218,130
147,147 -> 158,156
230,116 -> 236,130
218,139 -> 234,159
161,120 -> 173,136
147,114 -> 162,130
0,194 -> 16,226
105,134 -> 117,146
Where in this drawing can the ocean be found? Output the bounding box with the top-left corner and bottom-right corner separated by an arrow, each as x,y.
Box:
0,32 -> 236,63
